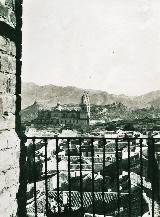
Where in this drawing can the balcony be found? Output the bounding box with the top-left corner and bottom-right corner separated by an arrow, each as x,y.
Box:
23,136 -> 159,217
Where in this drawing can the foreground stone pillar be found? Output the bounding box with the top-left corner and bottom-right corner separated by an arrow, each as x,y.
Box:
0,0 -> 22,216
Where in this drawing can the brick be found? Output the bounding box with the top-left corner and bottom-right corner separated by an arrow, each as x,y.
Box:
0,146 -> 19,171
0,132 -> 8,150
10,75 -> 16,94
0,115 -> 15,130
5,0 -> 14,9
0,97 -> 3,115
9,10 -> 16,26
0,36 -> 8,52
0,185 -> 18,217
2,94 -> 15,113
1,53 -> 9,72
0,0 -> 6,6
1,53 -> 16,73
5,167 -> 19,189
0,130 -> 19,150
10,41 -> 16,56
0,168 -> 19,194
0,72 -> 6,94
0,174 -> 6,191
0,2 -> 9,20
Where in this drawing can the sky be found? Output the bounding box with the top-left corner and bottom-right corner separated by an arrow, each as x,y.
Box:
22,0 -> 160,96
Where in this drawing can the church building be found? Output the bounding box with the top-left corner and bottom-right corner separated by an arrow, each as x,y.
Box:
35,93 -> 90,127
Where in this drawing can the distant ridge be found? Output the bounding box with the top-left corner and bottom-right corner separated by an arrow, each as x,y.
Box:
22,82 -> 160,109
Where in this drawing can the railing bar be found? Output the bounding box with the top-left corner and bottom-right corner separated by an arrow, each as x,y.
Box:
79,138 -> 83,210
91,138 -> 95,216
67,138 -> 71,212
116,138 -> 120,216
33,138 -> 37,217
44,138 -> 49,216
151,138 -> 155,217
128,139 -> 131,217
56,138 -> 60,212
25,136 -> 157,217
140,138 -> 143,217
102,138 -> 106,217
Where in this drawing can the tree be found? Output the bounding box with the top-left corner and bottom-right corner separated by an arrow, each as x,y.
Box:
123,123 -> 135,131
26,144 -> 43,183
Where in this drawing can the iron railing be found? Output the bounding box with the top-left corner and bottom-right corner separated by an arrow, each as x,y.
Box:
24,136 -> 159,217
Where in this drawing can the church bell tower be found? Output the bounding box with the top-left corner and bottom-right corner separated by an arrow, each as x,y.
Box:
80,93 -> 90,123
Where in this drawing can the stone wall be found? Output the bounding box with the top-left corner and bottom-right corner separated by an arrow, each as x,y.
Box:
0,0 -> 20,216
0,130 -> 19,216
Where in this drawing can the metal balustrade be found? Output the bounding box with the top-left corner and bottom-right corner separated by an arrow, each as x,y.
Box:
24,136 -> 159,217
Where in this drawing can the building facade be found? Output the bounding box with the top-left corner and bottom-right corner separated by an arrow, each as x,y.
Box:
35,93 -> 90,127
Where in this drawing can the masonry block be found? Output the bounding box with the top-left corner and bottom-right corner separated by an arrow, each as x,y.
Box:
0,1 -> 21,216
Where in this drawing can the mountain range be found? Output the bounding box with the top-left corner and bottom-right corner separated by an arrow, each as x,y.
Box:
22,82 -> 160,109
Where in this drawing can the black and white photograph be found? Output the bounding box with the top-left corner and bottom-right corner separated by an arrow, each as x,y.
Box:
0,0 -> 160,216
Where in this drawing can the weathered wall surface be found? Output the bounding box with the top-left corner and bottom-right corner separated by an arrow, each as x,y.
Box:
0,0 -> 20,216
0,130 -> 19,216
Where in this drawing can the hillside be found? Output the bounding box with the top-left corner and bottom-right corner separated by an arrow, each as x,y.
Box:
22,82 -> 160,109
21,100 -> 160,128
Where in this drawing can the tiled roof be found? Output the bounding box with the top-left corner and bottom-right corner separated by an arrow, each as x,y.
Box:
49,191 -> 128,209
27,191 -> 128,214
